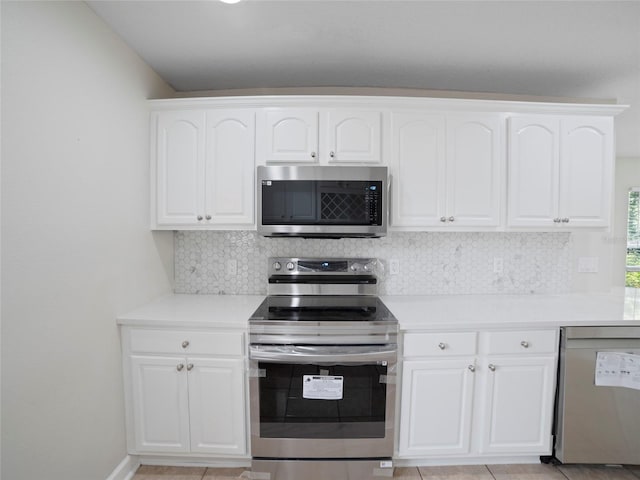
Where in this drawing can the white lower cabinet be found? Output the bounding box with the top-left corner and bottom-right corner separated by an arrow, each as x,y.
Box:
399,329 -> 558,460
479,355 -> 556,454
400,359 -> 475,455
123,328 -> 247,458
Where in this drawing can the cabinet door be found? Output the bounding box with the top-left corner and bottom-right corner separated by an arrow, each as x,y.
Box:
130,355 -> 190,453
325,110 -> 383,164
390,113 -> 446,227
446,115 -> 503,226
155,111 -> 206,226
187,358 -> 247,455
260,109 -> 319,163
507,116 -> 560,227
205,110 -> 256,226
479,356 -> 556,454
399,359 -> 475,456
559,117 -> 614,227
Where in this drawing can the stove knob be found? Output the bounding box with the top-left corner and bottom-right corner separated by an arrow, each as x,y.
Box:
363,263 -> 372,272
350,264 -> 360,272
286,262 -> 295,271
272,262 -> 282,271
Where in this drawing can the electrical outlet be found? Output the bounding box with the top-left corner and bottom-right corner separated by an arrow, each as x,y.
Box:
493,257 -> 504,274
226,259 -> 237,276
389,259 -> 400,275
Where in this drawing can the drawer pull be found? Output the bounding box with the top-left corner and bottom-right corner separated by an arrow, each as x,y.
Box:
187,363 -> 194,371
438,342 -> 446,350
176,364 -> 185,372
468,365 -> 476,372
182,340 -> 190,349
521,340 -> 529,348
488,364 -> 496,372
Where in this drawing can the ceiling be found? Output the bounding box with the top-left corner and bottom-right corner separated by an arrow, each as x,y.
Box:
87,0 -> 640,156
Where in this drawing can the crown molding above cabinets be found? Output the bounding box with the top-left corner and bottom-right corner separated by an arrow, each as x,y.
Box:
148,95 -> 626,232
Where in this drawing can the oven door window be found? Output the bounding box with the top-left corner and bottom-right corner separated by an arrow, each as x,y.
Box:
258,362 -> 387,439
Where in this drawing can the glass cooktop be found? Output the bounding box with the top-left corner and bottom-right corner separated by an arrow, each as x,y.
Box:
249,295 -> 396,323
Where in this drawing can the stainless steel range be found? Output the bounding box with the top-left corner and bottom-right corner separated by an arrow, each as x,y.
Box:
248,258 -> 398,480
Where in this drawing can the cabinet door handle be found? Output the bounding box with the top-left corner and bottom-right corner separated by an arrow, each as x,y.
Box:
330,151 -> 335,158
182,341 -> 190,349
448,216 -> 455,222
553,218 -> 561,223
187,364 -> 194,371
488,364 -> 496,372
440,217 -> 447,223
310,152 -> 316,158
438,342 -> 446,350
468,365 -> 476,372
176,364 -> 185,372
561,218 -> 570,223
205,214 -> 212,220
521,340 -> 529,348
197,215 -> 203,221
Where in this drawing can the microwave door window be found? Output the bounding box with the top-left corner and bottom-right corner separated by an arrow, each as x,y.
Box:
262,181 -> 317,225
289,181 -> 317,223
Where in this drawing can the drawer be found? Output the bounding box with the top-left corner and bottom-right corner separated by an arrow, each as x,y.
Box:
485,329 -> 558,355
404,332 -> 477,357
128,329 -> 244,356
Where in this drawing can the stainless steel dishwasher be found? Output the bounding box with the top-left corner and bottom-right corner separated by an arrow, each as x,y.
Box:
554,326 -> 640,464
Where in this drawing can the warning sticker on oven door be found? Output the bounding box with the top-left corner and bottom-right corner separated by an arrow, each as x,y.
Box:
302,375 -> 343,400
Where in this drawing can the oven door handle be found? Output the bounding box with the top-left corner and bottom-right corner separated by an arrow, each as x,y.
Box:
249,344 -> 397,364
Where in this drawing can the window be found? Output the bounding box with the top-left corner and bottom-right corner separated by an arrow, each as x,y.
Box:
627,188 -> 640,287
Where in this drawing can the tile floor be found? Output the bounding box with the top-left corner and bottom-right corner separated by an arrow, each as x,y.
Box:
133,464 -> 640,480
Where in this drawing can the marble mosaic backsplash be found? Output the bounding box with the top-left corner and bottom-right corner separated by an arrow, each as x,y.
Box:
174,231 -> 571,296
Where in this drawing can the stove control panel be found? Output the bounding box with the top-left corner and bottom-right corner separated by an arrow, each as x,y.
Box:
269,257 -> 377,275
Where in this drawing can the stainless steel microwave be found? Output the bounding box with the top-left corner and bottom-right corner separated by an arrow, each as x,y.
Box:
257,165 -> 387,238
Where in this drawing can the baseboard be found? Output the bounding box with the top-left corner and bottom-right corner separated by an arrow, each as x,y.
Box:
106,455 -> 141,480
394,455 -> 543,467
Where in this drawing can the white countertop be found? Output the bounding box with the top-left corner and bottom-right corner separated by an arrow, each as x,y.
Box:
382,288 -> 640,331
117,294 -> 264,328
117,289 -> 640,331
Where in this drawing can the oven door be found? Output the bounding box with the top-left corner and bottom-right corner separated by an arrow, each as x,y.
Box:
249,344 -> 397,459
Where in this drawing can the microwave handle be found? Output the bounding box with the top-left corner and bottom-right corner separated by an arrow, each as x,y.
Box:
249,344 -> 396,364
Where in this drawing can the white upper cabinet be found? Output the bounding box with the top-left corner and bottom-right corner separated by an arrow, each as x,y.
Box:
152,109 -> 255,229
390,112 -> 503,229
260,109 -> 320,164
508,115 -> 614,228
258,107 -> 383,164
446,115 -> 503,227
149,96 -> 623,231
155,110 -> 206,227
205,110 -> 256,226
559,117 -> 614,227
325,109 -> 383,164
390,113 -> 446,227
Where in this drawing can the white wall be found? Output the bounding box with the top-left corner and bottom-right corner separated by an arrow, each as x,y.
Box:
1,2 -> 174,479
